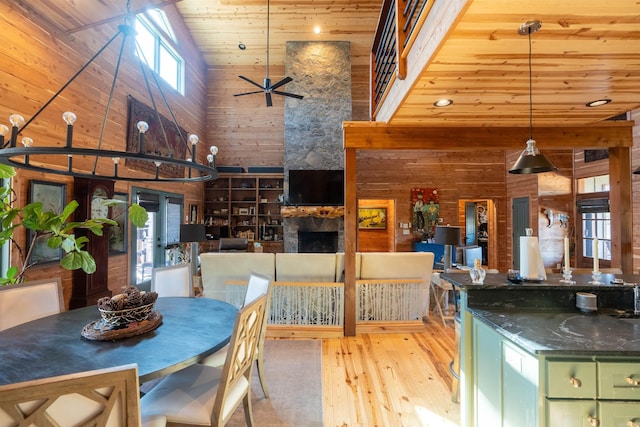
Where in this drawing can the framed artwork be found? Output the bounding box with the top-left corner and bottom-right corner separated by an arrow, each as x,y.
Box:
28,180 -> 66,265
358,208 -> 387,230
109,192 -> 128,255
411,188 -> 439,238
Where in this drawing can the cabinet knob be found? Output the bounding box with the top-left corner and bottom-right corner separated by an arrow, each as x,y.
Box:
626,376 -> 640,386
588,415 -> 600,427
569,376 -> 582,388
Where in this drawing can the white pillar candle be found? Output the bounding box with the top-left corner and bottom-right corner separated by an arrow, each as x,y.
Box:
564,237 -> 570,274
593,237 -> 599,273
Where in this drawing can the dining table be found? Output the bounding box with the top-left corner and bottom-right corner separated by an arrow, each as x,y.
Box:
0,297 -> 238,386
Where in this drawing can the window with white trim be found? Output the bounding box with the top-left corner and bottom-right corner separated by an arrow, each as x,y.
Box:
577,173 -> 611,265
135,9 -> 184,94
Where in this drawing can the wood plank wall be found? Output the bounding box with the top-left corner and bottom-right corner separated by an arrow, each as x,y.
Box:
354,149 -> 510,272
205,63 -> 371,169
0,4 -> 208,307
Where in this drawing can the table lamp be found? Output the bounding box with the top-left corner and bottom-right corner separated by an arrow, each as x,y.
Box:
434,225 -> 462,272
180,223 -> 206,277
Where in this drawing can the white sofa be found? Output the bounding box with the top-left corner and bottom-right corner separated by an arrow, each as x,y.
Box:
199,251 -> 434,329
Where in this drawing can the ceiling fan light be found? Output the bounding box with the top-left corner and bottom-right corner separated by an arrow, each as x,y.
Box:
509,139 -> 557,174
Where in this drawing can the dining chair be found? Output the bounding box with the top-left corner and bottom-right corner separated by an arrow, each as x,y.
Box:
151,263 -> 194,297
0,363 -> 165,427
199,272 -> 273,398
140,293 -> 268,426
0,277 -> 64,332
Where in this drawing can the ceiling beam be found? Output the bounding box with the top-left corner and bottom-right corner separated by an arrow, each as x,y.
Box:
343,121 -> 634,150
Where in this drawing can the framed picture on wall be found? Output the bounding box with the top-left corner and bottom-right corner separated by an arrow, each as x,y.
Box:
28,180 -> 66,264
358,208 -> 387,230
109,192 -> 128,255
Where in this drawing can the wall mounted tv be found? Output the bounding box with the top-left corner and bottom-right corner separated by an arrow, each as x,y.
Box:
288,169 -> 344,206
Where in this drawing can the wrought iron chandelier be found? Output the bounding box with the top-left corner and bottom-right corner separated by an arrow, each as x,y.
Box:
0,4 -> 217,183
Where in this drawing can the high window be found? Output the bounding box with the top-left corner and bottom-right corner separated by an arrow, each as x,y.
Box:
135,9 -> 184,94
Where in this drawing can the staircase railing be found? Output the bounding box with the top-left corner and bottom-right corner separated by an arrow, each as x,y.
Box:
370,0 -> 434,119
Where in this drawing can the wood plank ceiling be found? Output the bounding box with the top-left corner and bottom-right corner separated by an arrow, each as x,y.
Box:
17,0 -> 640,128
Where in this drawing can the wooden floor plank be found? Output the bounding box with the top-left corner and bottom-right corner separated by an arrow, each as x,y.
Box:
322,319 -> 461,427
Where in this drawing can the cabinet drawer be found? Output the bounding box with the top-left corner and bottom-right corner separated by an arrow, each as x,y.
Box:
599,401 -> 640,427
598,361 -> 640,400
546,360 -> 597,398
546,399 -> 598,427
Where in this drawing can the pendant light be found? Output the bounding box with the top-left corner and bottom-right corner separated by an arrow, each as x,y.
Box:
509,20 -> 557,175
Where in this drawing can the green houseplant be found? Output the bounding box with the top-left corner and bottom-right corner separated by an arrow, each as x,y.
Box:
0,165 -> 148,285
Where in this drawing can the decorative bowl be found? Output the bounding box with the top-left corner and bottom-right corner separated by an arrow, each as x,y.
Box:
98,303 -> 155,328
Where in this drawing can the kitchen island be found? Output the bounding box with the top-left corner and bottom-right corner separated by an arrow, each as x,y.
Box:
442,272 -> 640,427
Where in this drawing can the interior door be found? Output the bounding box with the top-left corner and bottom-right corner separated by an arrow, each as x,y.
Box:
458,199 -> 496,269
512,197 -> 530,270
465,202 -> 477,246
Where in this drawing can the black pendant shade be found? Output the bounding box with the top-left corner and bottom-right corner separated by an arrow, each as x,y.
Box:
509,139 -> 557,174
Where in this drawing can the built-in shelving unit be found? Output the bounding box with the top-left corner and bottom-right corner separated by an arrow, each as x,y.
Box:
204,173 -> 284,252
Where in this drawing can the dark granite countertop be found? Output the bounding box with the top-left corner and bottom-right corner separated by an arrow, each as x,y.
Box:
441,272 -> 640,356
468,308 -> 640,356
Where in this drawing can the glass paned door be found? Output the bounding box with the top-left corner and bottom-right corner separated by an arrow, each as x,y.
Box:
130,188 -> 183,288
135,211 -> 156,284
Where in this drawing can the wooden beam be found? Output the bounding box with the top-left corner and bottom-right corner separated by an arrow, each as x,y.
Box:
344,147 -> 357,336
609,147 -> 633,273
343,121 -> 634,150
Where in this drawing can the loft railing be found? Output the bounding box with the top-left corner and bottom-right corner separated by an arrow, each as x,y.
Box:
370,0 -> 434,119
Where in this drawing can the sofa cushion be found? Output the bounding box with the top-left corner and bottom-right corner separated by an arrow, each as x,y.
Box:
200,253 -> 275,300
275,253 -> 337,282
359,252 -> 434,282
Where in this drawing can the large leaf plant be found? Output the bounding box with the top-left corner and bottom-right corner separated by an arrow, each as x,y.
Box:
0,164 -> 148,285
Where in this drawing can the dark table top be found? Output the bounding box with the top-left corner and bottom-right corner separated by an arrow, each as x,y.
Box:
0,297 -> 237,386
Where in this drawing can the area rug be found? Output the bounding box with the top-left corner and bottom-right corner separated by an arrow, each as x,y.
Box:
227,339 -> 323,427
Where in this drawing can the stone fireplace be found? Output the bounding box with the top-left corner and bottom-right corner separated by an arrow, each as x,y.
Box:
298,231 -> 339,253
282,41 -> 351,253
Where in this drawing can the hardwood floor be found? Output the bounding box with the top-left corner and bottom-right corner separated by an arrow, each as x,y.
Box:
322,318 -> 461,427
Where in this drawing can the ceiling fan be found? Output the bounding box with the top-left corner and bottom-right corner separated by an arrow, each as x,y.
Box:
233,0 -> 304,107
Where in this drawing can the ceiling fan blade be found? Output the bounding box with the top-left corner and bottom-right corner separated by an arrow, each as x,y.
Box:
233,90 -> 265,97
269,76 -> 292,90
266,92 -> 273,107
238,75 -> 266,90
273,90 -> 304,100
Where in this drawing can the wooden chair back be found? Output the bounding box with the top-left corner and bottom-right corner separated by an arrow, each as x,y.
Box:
0,278 -> 64,332
151,263 -> 193,297
213,293 -> 267,425
0,364 -> 140,426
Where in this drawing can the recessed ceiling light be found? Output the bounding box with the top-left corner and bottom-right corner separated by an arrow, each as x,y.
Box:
433,99 -> 453,107
314,26 -> 321,34
238,42 -> 246,50
586,98 -> 611,107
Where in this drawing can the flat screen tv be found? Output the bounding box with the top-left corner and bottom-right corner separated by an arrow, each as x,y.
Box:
288,169 -> 344,206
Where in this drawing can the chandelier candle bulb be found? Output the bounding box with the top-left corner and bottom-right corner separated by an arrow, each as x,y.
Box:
0,124 -> 8,146
62,111 -> 76,148
8,114 -> 24,148
137,120 -> 148,154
